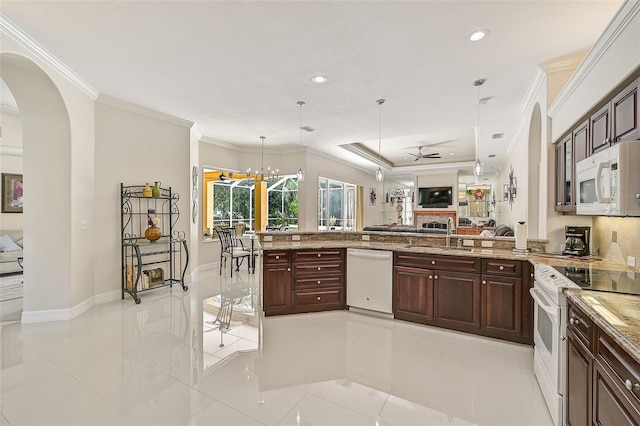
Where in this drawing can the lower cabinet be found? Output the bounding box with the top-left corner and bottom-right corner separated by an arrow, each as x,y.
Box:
392,253 -> 532,344
263,248 -> 346,316
392,266 -> 434,323
435,270 -> 480,330
567,300 -> 640,425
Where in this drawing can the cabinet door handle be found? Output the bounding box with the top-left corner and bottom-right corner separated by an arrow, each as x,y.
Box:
317,280 -> 321,284
429,275 -> 433,279
482,280 -> 487,284
317,253 -> 322,257
287,267 -> 291,272
317,267 -> 321,271
499,266 -> 505,271
569,317 -> 579,325
531,273 -> 534,278
434,275 -> 438,280
275,255 -> 280,260
625,379 -> 640,392
431,260 -> 436,265
317,296 -> 321,301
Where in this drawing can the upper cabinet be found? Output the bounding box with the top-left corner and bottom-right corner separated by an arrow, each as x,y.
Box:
590,103 -> 611,155
555,133 -> 575,212
611,77 -> 639,144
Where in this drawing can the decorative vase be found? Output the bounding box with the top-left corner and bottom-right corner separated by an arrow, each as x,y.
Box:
143,183 -> 152,198
152,181 -> 161,198
145,225 -> 162,242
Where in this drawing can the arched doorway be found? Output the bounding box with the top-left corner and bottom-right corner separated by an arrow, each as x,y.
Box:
528,103 -> 542,239
1,53 -> 73,317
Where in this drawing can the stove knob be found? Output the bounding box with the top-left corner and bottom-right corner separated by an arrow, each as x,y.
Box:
569,317 -> 580,326
636,193 -> 640,200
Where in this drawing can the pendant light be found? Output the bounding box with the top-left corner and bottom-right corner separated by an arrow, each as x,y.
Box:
473,79 -> 485,176
375,99 -> 385,182
296,101 -> 306,182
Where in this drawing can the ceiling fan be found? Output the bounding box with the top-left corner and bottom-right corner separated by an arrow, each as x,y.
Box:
408,146 -> 442,161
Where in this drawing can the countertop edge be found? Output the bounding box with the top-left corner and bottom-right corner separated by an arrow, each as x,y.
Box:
565,290 -> 640,364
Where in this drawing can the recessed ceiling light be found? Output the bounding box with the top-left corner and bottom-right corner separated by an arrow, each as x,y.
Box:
311,75 -> 328,84
468,29 -> 489,42
450,152 -> 455,156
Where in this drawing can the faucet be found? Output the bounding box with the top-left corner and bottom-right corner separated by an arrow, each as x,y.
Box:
446,217 -> 456,247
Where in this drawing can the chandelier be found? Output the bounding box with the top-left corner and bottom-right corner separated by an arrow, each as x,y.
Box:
247,136 -> 279,181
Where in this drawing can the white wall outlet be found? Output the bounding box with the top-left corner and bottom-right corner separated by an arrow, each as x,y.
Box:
628,256 -> 636,268
263,235 -> 273,242
362,234 -> 370,241
292,235 -> 301,241
80,220 -> 88,230
481,240 -> 493,248
463,240 -> 474,247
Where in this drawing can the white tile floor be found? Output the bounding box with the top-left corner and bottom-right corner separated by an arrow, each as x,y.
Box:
0,266 -> 553,425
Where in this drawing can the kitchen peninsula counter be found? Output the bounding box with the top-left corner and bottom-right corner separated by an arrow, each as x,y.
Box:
258,230 -> 546,261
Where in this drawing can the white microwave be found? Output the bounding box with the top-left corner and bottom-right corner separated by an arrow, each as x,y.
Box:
575,141 -> 640,216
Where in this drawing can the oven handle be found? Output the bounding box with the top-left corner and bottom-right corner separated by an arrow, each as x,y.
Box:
529,287 -> 558,320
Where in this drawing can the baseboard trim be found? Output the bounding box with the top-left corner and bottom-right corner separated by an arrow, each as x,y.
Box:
21,289 -> 121,324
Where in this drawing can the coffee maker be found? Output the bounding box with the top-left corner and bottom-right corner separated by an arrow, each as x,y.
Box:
563,226 -> 590,256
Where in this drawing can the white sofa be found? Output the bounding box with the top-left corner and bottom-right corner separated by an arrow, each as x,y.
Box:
0,230 -> 23,275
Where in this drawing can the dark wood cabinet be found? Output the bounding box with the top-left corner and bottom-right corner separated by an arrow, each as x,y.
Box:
263,248 -> 346,316
612,77 -> 639,143
567,331 -> 592,426
480,275 -> 521,338
590,104 -> 612,155
393,265 -> 434,324
573,119 -> 590,164
393,252 -> 530,343
434,270 -> 480,329
263,250 -> 292,316
555,133 -> 575,213
567,300 -> 640,425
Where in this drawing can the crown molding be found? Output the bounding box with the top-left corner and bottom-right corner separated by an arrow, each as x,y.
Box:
97,94 -> 193,128
518,66 -> 546,114
543,50 -> 587,74
0,14 -> 99,100
548,0 -> 640,117
200,135 -> 240,150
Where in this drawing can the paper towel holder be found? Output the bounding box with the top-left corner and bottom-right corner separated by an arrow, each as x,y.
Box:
512,220 -> 529,253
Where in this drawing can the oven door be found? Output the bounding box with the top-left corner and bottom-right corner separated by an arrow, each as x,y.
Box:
530,286 -> 563,426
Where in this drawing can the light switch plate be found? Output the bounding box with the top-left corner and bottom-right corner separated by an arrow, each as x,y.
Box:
292,235 -> 301,241
628,256 -> 636,267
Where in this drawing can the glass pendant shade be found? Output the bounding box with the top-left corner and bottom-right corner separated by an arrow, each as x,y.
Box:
296,101 -> 306,182
375,167 -> 384,182
473,158 -> 484,176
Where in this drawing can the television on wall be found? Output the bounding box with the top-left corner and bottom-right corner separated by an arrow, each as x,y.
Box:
417,186 -> 453,208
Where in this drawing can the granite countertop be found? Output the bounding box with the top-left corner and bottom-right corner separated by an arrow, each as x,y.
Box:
565,289 -> 640,364
259,239 -> 532,261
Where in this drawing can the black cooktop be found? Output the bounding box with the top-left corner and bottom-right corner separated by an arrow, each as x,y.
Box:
554,266 -> 640,296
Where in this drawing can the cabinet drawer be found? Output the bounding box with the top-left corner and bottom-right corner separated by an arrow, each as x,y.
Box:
568,303 -> 594,350
293,249 -> 344,263
293,276 -> 343,289
597,329 -> 640,408
293,288 -> 344,310
293,262 -> 343,276
263,250 -> 290,264
482,259 -> 522,277
395,252 -> 480,273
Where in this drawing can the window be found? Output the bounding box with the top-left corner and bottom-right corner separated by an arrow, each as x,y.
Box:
202,169 -> 299,236
318,177 -> 357,231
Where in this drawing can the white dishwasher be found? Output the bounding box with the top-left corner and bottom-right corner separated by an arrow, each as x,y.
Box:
346,248 -> 394,316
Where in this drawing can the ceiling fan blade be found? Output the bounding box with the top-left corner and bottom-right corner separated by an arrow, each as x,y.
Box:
423,153 -> 441,158
414,157 -> 421,161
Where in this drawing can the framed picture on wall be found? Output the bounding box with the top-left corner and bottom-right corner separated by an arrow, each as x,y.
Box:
369,188 -> 377,206
1,173 -> 23,213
